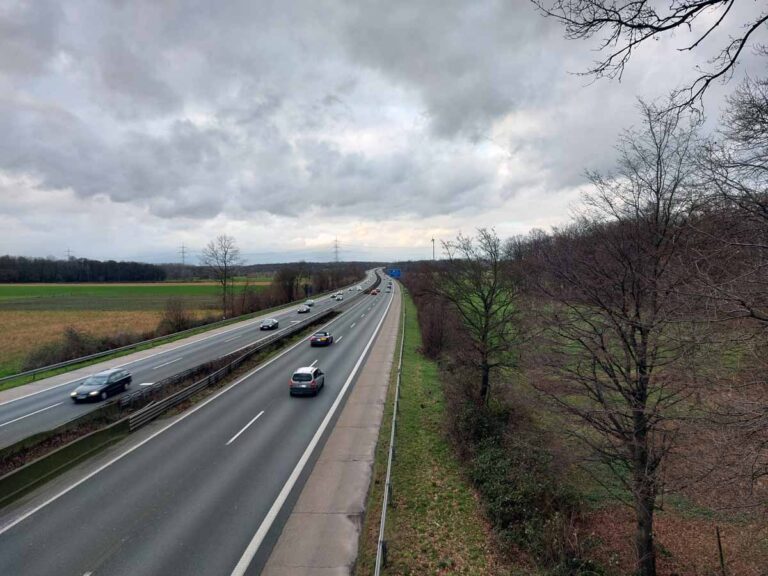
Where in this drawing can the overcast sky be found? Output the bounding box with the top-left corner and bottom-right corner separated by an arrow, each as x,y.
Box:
1,1 -> 765,263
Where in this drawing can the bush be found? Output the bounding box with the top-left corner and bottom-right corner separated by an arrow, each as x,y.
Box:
448,391 -> 601,575
157,297 -> 194,335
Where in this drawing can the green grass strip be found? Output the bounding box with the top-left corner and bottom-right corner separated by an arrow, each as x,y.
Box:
357,293 -> 512,576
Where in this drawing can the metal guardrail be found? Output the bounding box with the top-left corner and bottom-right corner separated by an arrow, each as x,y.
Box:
126,306 -> 338,432
374,285 -> 406,574
0,277 -> 370,385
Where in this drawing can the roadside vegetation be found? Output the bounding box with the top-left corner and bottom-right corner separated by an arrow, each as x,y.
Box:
393,90 -> 768,576
357,295 -> 516,576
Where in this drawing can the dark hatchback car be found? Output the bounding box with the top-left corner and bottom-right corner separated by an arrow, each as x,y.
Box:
260,318 -> 279,330
71,368 -> 132,402
289,366 -> 325,396
309,331 -> 334,346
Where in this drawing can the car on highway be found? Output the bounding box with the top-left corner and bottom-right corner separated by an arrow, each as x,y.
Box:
297,305 -> 310,313
309,331 -> 334,346
335,294 -> 344,301
70,368 -> 132,402
305,299 -> 315,307
289,366 -> 325,396
371,288 -> 379,295
260,318 -> 279,330
356,286 -> 362,291
348,287 -> 353,291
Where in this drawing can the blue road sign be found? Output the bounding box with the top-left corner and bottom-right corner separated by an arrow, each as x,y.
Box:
387,268 -> 401,278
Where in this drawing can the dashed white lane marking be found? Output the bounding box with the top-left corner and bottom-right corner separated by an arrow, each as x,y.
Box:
336,336 -> 343,343
0,402 -> 64,428
153,357 -> 183,370
350,323 -> 356,328
226,410 -> 265,446
139,382 -> 154,387
310,359 -> 318,367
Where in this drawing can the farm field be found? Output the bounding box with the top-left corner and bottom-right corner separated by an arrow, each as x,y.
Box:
0,281 -> 269,376
0,282 -> 268,311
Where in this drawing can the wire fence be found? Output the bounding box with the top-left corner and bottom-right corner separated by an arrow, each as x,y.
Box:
374,287 -> 406,574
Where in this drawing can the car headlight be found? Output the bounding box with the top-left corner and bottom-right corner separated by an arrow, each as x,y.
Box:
70,391 -> 77,397
89,390 -> 100,396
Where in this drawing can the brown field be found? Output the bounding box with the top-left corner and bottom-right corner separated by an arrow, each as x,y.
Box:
586,506 -> 768,575
0,310 -> 208,371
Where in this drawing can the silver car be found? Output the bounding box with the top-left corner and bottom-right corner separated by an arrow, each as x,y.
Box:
289,366 -> 325,396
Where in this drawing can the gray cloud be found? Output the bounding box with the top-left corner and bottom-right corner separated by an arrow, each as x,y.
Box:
0,0 -> 762,261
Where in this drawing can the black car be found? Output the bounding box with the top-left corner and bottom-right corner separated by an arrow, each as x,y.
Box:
70,368 -> 132,402
260,318 -> 279,330
309,331 -> 334,346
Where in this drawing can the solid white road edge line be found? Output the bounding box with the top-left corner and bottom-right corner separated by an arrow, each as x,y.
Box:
0,402 -> 65,428
0,284 -> 379,536
229,288 -> 395,576
226,411 -> 265,446
0,279 -> 375,408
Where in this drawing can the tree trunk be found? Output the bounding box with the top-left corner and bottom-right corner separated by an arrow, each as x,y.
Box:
480,364 -> 490,405
633,397 -> 657,576
635,490 -> 656,576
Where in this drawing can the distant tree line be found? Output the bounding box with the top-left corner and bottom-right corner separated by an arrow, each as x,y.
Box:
158,260 -> 383,282
0,256 -> 166,283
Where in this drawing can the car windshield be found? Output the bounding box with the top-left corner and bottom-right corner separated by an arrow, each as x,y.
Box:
83,375 -> 109,387
313,333 -> 327,337
293,373 -> 313,382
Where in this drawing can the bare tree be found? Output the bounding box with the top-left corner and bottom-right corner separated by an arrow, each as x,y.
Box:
691,77 -> 768,323
433,228 -> 520,405
534,0 -> 768,108
535,103 -> 703,576
200,235 -> 242,318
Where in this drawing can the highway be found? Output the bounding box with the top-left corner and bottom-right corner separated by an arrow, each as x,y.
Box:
0,277 -> 398,575
0,271 -> 378,450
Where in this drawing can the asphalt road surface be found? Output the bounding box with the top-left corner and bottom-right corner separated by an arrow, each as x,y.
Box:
0,271 -> 378,449
0,277 -> 397,576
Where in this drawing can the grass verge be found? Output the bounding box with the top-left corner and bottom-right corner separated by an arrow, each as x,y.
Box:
356,294 -> 514,576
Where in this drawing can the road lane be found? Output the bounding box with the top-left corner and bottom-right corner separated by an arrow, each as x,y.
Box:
0,280 -> 395,576
0,273 -> 378,448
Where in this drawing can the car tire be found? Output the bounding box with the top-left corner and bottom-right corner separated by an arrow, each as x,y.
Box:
100,391 -> 108,401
